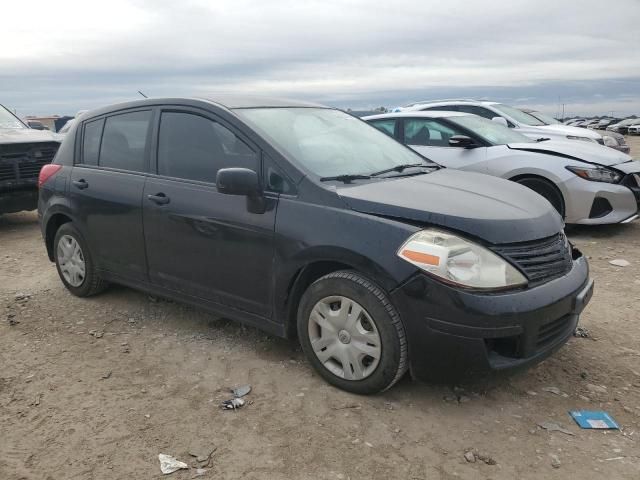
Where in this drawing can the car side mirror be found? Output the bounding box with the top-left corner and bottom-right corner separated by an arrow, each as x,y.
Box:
216,168 -> 266,214
448,135 -> 478,148
491,116 -> 509,127
217,168 -> 261,196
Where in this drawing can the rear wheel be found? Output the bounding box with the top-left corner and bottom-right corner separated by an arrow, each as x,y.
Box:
54,223 -> 107,297
297,271 -> 408,394
514,176 -> 565,218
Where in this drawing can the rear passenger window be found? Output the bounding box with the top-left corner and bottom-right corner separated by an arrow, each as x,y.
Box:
157,112 -> 257,183
369,119 -> 397,138
99,111 -> 151,172
82,119 -> 104,165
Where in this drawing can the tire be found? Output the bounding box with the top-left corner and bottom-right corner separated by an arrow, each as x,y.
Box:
53,222 -> 108,297
297,270 -> 408,394
515,176 -> 565,218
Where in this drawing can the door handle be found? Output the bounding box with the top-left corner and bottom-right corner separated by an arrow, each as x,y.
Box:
147,193 -> 170,205
72,179 -> 88,189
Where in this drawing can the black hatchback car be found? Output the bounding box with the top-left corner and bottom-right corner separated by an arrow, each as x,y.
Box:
38,96 -> 593,394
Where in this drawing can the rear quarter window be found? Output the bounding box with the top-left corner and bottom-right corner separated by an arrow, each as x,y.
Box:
99,110 -> 151,172
81,119 -> 104,165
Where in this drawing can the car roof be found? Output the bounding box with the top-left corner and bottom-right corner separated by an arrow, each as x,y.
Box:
363,111 -> 471,120
79,96 -> 328,121
403,99 -> 499,108
198,95 -> 324,109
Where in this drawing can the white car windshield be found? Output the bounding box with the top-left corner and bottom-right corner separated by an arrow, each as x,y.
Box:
448,115 -> 534,145
0,105 -> 27,129
236,108 -> 435,178
492,104 -> 546,126
530,111 -> 561,125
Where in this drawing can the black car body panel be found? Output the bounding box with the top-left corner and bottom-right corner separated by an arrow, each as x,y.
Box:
336,169 -> 562,244
39,96 -> 592,382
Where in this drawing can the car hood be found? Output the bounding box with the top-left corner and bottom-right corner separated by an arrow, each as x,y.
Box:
535,123 -> 602,140
507,140 -> 633,167
0,127 -> 60,144
336,169 -> 562,244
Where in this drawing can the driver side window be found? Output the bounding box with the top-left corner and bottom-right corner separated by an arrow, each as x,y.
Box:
403,119 -> 465,147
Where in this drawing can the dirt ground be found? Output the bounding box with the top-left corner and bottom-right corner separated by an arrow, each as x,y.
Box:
1,137 -> 640,480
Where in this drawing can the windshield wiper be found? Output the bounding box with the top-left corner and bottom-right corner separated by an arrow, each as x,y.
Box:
319,174 -> 372,183
369,163 -> 435,177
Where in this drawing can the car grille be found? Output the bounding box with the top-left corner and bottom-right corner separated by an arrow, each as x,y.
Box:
491,233 -> 573,285
0,142 -> 58,186
536,314 -> 573,350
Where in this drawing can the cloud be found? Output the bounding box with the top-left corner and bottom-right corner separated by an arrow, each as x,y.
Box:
1,0 -> 639,116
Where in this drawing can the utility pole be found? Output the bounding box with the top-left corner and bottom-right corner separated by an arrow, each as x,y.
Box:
562,104 -> 565,121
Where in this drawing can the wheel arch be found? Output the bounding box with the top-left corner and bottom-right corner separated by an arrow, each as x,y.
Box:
508,173 -> 567,217
45,212 -> 74,261
277,248 -> 402,340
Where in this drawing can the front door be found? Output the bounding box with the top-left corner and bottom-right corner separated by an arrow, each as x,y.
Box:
402,117 -> 488,173
142,109 -> 277,317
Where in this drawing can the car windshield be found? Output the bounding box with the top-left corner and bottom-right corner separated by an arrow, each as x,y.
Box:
0,105 -> 26,129
530,111 -> 561,125
492,104 -> 545,126
620,119 -> 639,126
448,114 -> 534,145
236,107 -> 435,178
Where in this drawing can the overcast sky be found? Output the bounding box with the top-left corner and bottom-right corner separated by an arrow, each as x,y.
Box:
2,0 -> 639,117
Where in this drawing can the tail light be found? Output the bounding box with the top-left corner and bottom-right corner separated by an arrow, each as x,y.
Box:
38,164 -> 63,188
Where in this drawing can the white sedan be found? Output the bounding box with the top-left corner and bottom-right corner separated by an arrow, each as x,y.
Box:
364,111 -> 640,225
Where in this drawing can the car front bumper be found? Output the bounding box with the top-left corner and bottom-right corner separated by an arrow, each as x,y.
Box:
0,188 -> 39,214
390,254 -> 591,383
560,175 -> 639,224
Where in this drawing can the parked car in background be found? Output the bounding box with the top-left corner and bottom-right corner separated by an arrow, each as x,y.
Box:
397,99 -> 604,144
595,118 -> 619,130
39,96 -> 593,393
365,111 -> 640,225
608,118 -> 640,135
24,119 -> 49,130
1,104 -> 60,214
521,109 -> 629,154
52,118 -> 76,141
582,119 -> 601,129
629,124 -> 640,135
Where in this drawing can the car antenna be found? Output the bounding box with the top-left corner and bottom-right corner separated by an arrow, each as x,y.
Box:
138,91 -> 148,98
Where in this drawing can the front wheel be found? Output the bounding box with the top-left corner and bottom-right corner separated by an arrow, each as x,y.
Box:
515,176 -> 565,218
297,271 -> 408,394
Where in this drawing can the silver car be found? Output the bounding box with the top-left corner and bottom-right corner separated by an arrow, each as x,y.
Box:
364,111 -> 640,225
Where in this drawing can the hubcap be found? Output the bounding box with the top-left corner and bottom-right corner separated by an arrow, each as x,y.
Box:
308,296 -> 381,380
57,235 -> 86,287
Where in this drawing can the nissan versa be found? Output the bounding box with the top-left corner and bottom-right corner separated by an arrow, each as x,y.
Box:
38,96 -> 593,394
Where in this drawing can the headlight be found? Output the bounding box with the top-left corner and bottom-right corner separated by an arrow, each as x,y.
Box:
566,166 -> 621,183
566,135 -> 596,143
397,229 -> 527,290
602,135 -> 618,147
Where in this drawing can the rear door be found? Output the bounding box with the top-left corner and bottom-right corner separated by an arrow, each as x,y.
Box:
401,117 -> 488,172
69,109 -> 152,281
142,108 -> 277,317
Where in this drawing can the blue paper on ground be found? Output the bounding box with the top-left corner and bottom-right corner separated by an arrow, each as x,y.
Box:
569,410 -> 619,429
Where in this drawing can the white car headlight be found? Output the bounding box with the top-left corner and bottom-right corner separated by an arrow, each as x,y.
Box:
566,135 -> 596,143
566,166 -> 622,183
397,229 -> 527,290
602,135 -> 618,147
